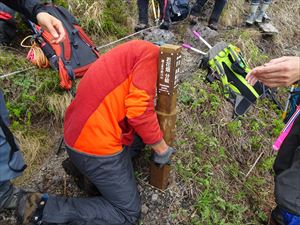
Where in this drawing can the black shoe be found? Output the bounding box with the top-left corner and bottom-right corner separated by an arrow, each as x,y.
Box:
16,192 -> 45,225
208,22 -> 218,31
189,15 -> 198,25
3,187 -> 26,210
268,207 -> 285,225
62,158 -> 100,196
159,20 -> 170,30
134,23 -> 148,32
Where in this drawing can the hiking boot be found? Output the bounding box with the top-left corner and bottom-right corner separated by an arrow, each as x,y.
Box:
159,20 -> 170,30
208,22 -> 218,31
255,12 -> 264,23
134,23 -> 148,32
189,15 -> 198,25
1,187 -> 25,211
62,158 -> 100,196
268,207 -> 285,225
256,3 -> 270,23
16,192 -> 45,225
246,13 -> 257,25
263,13 -> 271,22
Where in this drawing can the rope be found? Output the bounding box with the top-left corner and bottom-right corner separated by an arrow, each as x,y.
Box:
20,36 -> 49,69
0,67 -> 36,79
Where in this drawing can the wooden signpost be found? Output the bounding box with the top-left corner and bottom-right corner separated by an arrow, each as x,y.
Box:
150,44 -> 182,190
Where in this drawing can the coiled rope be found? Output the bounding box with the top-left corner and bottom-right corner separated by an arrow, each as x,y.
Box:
20,35 -> 49,68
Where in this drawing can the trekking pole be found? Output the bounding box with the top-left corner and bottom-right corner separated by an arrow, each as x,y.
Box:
0,67 -> 36,79
151,0 -> 159,25
282,85 -> 295,120
193,31 -> 212,49
182,44 -> 207,55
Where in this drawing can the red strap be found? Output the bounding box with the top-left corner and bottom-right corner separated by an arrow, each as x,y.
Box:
0,11 -> 12,20
58,59 -> 72,90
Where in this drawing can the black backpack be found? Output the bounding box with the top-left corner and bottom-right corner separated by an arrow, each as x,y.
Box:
0,3 -> 16,45
170,0 -> 190,22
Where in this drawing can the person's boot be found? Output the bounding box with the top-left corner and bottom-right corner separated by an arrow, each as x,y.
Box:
245,4 -> 259,25
268,207 -> 285,225
159,19 -> 170,30
2,187 -> 25,210
256,3 -> 270,23
208,21 -> 219,31
62,158 -> 100,196
134,23 -> 148,32
16,192 -> 46,225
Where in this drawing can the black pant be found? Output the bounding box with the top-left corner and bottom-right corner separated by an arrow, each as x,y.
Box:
42,148 -> 140,225
274,116 -> 300,215
191,0 -> 227,23
137,0 -> 170,24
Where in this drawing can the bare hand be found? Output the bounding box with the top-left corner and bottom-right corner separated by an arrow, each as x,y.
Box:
36,12 -> 65,44
151,139 -> 169,154
246,56 -> 300,88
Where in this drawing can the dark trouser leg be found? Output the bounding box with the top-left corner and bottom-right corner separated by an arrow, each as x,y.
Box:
209,0 -> 227,23
274,117 -> 300,215
191,0 -> 208,16
137,0 -> 149,24
0,180 -> 13,210
42,148 -> 140,225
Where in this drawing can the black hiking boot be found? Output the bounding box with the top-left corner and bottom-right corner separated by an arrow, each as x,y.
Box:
0,186 -> 25,212
268,207 -> 285,225
208,21 -> 218,31
16,192 -> 46,225
159,20 -> 170,30
62,158 -> 100,196
134,23 -> 148,32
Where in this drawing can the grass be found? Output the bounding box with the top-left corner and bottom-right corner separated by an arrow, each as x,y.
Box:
1,0 -> 299,224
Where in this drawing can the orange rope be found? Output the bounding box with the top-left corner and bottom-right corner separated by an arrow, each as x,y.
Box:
20,36 -> 49,69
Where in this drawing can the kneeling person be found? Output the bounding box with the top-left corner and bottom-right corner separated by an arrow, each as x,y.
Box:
17,40 -> 175,225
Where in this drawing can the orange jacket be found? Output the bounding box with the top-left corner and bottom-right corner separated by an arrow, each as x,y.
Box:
64,40 -> 163,156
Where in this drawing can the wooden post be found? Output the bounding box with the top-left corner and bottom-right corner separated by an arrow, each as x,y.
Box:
150,44 -> 182,190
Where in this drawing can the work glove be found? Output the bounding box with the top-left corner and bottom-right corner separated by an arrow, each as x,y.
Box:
151,146 -> 176,166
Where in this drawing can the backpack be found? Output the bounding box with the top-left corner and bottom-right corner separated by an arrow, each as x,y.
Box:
203,42 -> 277,116
28,5 -> 100,90
0,3 -> 16,45
284,86 -> 300,123
169,0 -> 190,22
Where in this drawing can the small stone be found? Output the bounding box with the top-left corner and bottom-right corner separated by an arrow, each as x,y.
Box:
141,204 -> 149,214
151,193 -> 159,201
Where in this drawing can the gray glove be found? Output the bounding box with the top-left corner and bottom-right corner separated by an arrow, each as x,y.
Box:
151,146 -> 176,165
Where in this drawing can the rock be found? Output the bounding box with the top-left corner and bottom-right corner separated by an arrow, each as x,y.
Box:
141,204 -> 149,214
151,193 -> 159,201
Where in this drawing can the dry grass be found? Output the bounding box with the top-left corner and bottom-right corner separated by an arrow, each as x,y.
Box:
47,92 -> 73,121
13,130 -> 48,185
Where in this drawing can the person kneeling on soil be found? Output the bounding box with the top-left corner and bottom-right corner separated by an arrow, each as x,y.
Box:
246,56 -> 300,225
17,40 -> 175,225
0,0 -> 65,214
189,0 -> 227,30
246,0 -> 271,25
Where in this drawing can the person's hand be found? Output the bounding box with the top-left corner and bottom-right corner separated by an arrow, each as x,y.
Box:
36,12 -> 65,44
246,56 -> 300,88
151,140 -> 176,165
